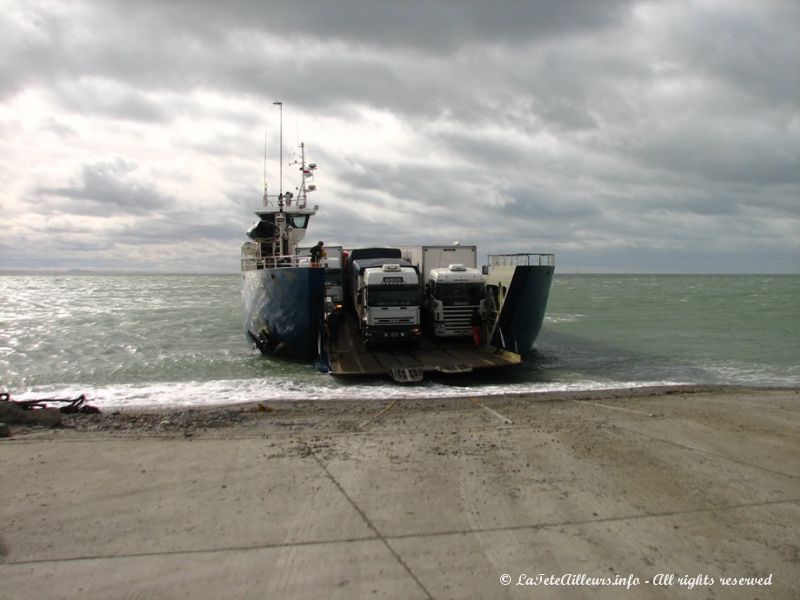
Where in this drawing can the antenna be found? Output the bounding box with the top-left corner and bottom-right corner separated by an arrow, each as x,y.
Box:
262,129 -> 268,207
273,101 -> 283,205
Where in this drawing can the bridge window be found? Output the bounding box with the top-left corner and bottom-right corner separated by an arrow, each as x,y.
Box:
289,215 -> 309,228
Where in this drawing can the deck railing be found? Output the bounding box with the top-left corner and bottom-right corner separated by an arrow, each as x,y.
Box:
488,253 -> 555,268
241,255 -> 312,271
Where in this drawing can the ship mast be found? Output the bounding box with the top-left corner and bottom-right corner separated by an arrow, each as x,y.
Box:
260,103 -> 318,211
273,100 -> 283,210
291,141 -> 318,209
262,129 -> 268,208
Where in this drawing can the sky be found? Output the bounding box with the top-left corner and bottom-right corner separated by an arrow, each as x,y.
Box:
1,0 -> 798,274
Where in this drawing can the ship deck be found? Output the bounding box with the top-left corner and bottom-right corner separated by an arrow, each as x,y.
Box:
326,313 -> 521,381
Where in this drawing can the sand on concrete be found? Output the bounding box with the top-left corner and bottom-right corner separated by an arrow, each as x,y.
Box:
1,386 -> 798,599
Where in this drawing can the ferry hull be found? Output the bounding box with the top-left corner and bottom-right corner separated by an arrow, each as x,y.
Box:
491,264 -> 554,356
242,267 -> 326,359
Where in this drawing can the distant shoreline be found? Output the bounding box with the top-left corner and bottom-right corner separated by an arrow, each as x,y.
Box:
3,270 -> 799,276
0,270 -> 236,276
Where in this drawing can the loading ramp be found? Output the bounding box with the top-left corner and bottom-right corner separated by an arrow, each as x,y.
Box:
325,313 -> 522,382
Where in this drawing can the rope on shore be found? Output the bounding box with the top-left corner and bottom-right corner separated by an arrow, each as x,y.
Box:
471,397 -> 513,425
574,399 -> 655,417
357,399 -> 398,430
0,392 -> 101,414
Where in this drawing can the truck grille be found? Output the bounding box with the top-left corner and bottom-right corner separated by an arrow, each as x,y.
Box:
440,306 -> 474,335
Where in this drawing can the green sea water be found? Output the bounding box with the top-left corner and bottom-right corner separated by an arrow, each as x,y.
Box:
1,273 -> 797,408
541,274 -> 799,387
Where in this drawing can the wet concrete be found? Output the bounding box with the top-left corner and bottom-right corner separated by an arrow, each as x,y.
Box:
1,387 -> 798,599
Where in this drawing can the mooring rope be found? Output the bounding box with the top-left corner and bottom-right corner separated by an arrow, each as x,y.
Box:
0,392 -> 100,414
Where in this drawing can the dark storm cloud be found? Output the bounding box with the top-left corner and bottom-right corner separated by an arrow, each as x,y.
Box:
138,0 -> 633,52
114,216 -> 242,245
3,0 -> 799,272
32,158 -> 246,243
332,159 -> 474,211
2,1 -> 634,104
634,124 -> 800,187
500,186 -> 600,221
37,159 -> 171,215
431,130 -> 531,169
652,2 -> 800,107
51,82 -> 173,123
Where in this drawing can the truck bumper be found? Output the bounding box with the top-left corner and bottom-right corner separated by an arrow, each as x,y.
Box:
433,325 -> 472,337
364,326 -> 422,342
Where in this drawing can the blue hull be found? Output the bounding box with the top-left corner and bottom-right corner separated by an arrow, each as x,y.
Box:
242,267 -> 326,359
492,265 -> 554,356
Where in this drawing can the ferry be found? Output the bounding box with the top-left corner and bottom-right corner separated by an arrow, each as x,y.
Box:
241,129 -> 554,381
240,142 -> 324,359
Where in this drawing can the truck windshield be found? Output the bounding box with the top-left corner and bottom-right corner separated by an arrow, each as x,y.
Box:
434,283 -> 484,305
368,286 -> 418,307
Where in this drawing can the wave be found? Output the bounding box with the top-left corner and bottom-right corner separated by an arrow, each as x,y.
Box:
8,377 -> 697,410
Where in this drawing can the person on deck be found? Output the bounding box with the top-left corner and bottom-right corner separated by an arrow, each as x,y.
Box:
310,241 -> 324,267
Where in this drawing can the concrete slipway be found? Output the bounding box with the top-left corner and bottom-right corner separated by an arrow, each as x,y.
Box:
1,387 -> 798,599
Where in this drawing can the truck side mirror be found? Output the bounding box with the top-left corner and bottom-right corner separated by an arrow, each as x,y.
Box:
356,290 -> 363,305
481,265 -> 488,275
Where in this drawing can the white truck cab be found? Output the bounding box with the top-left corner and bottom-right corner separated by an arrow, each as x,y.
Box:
425,263 -> 486,337
352,261 -> 421,344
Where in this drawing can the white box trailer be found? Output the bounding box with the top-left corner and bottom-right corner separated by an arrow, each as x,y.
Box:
400,245 -> 485,338
400,245 -> 477,281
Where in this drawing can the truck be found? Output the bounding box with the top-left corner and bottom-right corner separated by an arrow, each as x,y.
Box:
401,245 -> 487,338
348,248 -> 421,345
401,244 -> 478,277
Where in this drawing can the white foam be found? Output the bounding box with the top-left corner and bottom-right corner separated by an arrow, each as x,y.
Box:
545,313 -> 586,324
11,377 -> 692,410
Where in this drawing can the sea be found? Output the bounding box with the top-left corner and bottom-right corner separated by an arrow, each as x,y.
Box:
1,274 -> 798,409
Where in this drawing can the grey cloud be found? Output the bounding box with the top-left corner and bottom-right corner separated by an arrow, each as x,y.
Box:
52,82 -> 173,123
334,163 -> 464,209
500,187 -> 600,221
138,0 -> 634,52
3,0 -> 799,273
431,129 -> 531,169
625,107 -> 800,187
653,2 -> 800,107
37,159 -> 171,215
2,1 -> 634,110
